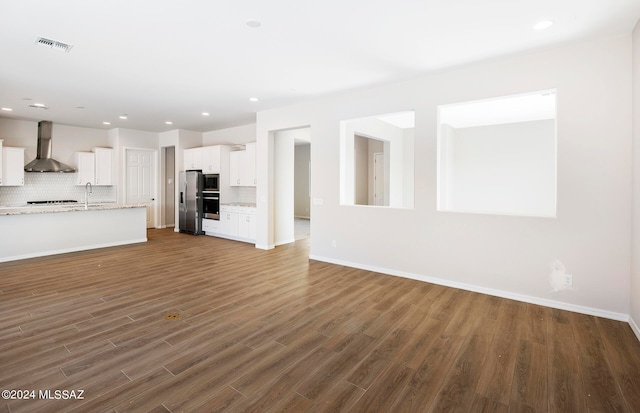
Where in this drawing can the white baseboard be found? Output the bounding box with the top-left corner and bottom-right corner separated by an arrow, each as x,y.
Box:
309,254 -> 630,323
630,316 -> 640,343
275,238 -> 296,246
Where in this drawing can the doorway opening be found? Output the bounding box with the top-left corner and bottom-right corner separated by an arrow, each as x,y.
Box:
273,126 -> 311,245
294,140 -> 311,240
160,146 -> 176,229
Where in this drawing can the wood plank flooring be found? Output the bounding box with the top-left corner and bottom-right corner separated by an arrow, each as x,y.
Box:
1,228 -> 640,412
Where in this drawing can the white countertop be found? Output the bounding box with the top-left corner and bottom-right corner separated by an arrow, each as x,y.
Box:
0,203 -> 145,216
221,203 -> 257,208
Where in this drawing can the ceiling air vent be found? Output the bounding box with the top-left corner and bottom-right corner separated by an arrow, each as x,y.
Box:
35,36 -> 73,53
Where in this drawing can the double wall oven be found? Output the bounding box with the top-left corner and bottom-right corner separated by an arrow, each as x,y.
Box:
202,174 -> 220,220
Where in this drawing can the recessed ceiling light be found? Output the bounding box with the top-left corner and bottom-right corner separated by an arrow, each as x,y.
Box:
119,115 -> 128,120
533,20 -> 553,30
102,121 -> 111,125
1,107 -> 13,112
249,97 -> 259,102
165,121 -> 173,125
202,112 -> 210,116
246,19 -> 261,28
28,103 -> 49,109
75,106 -> 85,109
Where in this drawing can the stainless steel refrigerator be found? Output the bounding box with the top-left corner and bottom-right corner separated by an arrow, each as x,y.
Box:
179,171 -> 204,235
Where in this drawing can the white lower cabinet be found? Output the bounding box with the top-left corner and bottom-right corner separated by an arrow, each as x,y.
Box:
238,210 -> 257,240
202,218 -> 220,234
207,205 -> 256,243
220,206 -> 239,237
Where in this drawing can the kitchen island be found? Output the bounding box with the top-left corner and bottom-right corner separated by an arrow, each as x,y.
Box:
0,204 -> 147,263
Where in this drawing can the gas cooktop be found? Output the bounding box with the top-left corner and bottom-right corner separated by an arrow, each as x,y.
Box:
27,200 -> 79,205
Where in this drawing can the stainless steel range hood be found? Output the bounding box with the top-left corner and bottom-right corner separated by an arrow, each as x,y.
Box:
24,121 -> 76,173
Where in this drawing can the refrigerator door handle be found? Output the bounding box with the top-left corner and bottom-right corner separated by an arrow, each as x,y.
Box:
180,191 -> 184,204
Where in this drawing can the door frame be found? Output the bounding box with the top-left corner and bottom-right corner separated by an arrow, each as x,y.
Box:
373,152 -> 384,206
123,147 -> 158,229
159,146 -> 176,229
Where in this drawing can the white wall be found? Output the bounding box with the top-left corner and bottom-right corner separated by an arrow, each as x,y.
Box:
274,129 -> 295,245
442,119 -> 556,217
341,116 -> 410,207
109,128 -> 159,206
202,123 -> 255,146
631,19 -> 640,338
256,34 -> 633,319
403,128 -> 415,208
0,118 -> 110,168
0,118 -> 116,204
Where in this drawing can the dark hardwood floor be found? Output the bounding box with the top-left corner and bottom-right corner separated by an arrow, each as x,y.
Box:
1,228 -> 639,412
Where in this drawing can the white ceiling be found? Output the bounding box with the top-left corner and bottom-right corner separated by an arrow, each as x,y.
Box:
0,0 -> 639,133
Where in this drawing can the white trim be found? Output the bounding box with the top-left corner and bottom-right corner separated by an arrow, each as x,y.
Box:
0,238 -> 148,263
630,316 -> 640,343
309,254 -> 630,322
203,232 -> 255,245
275,238 -> 296,246
255,243 -> 274,250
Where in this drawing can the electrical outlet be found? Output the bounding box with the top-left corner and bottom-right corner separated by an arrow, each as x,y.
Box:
564,273 -> 573,286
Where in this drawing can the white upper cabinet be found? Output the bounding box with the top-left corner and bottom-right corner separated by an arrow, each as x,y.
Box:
76,152 -> 95,185
76,147 -> 113,186
229,150 -> 244,186
2,146 -> 25,186
93,147 -> 113,186
184,145 -> 223,173
183,147 -> 202,171
229,143 -> 256,187
201,145 -> 221,173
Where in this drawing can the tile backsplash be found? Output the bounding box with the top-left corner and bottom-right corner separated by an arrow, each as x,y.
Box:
0,173 -> 116,206
236,187 -> 257,205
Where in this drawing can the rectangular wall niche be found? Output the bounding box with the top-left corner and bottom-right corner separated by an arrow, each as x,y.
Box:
437,90 -> 557,217
340,111 -> 415,208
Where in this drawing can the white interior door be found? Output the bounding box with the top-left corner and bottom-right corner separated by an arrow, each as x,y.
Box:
126,149 -> 156,228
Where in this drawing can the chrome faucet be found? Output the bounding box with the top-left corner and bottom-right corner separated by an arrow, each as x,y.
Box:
84,182 -> 92,209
